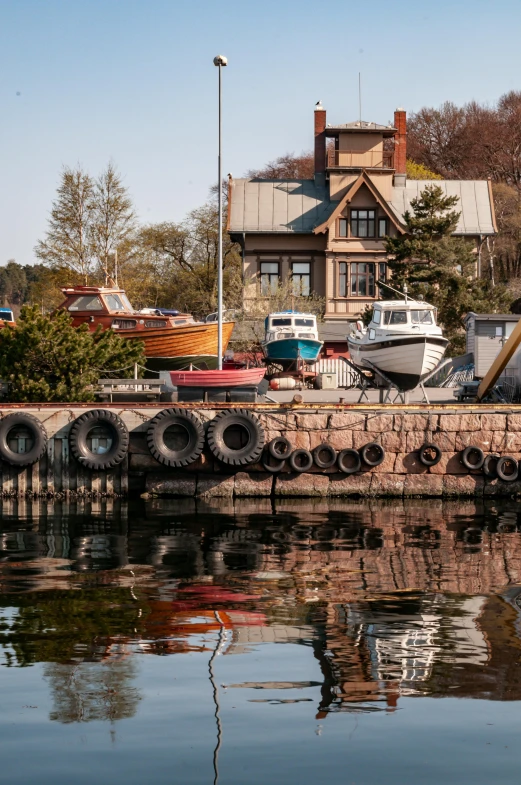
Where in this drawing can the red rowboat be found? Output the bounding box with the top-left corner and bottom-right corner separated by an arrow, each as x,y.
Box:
170,367 -> 265,388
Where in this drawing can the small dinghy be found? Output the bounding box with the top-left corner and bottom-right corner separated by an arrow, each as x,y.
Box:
262,312 -> 323,368
347,298 -> 448,391
170,367 -> 266,388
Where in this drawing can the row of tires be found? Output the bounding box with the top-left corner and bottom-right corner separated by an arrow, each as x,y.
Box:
0,409 -> 519,482
262,438 -> 520,482
0,408 -> 266,471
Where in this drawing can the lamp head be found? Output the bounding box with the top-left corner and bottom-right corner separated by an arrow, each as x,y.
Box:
213,55 -> 228,66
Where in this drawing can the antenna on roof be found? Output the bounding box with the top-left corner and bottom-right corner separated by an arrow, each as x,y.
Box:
358,72 -> 362,125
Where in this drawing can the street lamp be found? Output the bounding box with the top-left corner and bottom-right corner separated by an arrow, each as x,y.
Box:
213,54 -> 227,370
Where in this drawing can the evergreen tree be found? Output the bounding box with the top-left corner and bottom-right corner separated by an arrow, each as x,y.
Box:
0,306 -> 145,403
385,185 -> 511,352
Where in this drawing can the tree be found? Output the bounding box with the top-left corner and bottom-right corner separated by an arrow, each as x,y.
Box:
0,306 -> 145,402
385,185 -> 511,352
406,159 -> 442,180
90,162 -> 137,284
247,151 -> 315,179
35,166 -> 95,282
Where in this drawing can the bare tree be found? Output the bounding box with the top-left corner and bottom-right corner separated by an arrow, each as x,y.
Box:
35,166 -> 95,283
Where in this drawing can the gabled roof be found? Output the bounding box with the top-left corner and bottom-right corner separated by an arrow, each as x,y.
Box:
313,171 -> 405,235
228,177 -> 497,236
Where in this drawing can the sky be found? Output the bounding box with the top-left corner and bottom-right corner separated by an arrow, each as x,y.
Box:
0,0 -> 520,266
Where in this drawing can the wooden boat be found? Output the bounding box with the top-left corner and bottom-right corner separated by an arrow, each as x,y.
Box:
347,299 -> 448,390
58,285 -> 235,371
170,367 -> 266,388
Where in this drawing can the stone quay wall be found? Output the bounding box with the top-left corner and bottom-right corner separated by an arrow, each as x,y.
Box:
1,403 -> 521,499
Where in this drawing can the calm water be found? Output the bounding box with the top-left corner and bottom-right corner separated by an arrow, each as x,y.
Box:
1,497 -> 521,784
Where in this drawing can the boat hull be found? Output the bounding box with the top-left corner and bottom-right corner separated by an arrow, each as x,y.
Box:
263,337 -> 323,365
170,368 -> 266,388
123,321 -> 235,361
348,335 -> 448,390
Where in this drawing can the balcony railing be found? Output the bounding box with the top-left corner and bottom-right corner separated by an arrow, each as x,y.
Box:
327,149 -> 394,169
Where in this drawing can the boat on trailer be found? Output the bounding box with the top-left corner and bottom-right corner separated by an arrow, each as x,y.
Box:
58,285 -> 235,371
262,312 -> 323,369
347,298 -> 448,391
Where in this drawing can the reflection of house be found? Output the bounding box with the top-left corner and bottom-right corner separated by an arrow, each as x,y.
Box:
229,104 -> 496,352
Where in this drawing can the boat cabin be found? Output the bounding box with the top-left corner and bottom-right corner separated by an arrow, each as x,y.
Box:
59,286 -> 194,332
371,302 -> 438,328
264,312 -> 319,342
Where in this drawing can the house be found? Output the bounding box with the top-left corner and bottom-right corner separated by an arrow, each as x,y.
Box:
228,104 -> 497,355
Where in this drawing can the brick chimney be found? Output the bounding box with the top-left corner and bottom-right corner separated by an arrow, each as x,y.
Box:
314,102 -> 326,181
394,108 -> 407,187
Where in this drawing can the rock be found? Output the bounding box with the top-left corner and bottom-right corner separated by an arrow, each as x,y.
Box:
234,472 -> 273,496
481,413 -> 507,431
404,474 -> 444,497
274,473 -> 330,497
371,473 -> 405,496
329,412 -> 366,430
197,474 -> 235,498
443,474 -> 484,496
394,413 -> 438,432
329,472 -> 372,496
394,452 -> 428,474
454,431 -> 495,451
366,414 -> 395,433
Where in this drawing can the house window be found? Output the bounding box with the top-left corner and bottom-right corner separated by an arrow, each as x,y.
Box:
292,262 -> 311,296
378,262 -> 387,281
339,262 -> 348,297
378,218 -> 387,238
350,263 -> 375,297
351,209 -> 376,238
260,261 -> 279,295
338,218 -> 348,237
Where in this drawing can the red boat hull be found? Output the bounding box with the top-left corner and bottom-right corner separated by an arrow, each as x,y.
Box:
170,368 -> 265,388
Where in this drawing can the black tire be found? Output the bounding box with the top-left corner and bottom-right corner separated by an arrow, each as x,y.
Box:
312,443 -> 337,469
70,409 -> 129,470
268,436 -> 292,460
337,448 -> 361,475
461,445 -> 485,471
418,443 -> 442,467
0,412 -> 47,467
207,408 -> 265,466
496,455 -> 519,482
261,449 -> 286,473
288,448 -> 313,473
483,453 -> 500,479
360,442 -> 385,467
147,408 -> 204,468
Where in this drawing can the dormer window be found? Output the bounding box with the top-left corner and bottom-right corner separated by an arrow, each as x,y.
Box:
351,209 -> 376,238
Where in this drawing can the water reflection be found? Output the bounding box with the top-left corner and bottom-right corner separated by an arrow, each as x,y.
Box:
1,497 -> 521,728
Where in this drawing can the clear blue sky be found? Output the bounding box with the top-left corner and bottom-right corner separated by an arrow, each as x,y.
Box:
0,0 -> 520,265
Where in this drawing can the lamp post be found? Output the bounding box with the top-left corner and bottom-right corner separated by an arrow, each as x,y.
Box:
213,54 -> 227,370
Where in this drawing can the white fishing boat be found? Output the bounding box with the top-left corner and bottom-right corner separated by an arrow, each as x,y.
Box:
347,298 -> 448,391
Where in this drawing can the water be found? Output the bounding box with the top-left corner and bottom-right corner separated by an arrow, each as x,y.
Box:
1,497 -> 521,785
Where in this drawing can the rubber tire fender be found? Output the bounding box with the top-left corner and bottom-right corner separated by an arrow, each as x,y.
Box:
337,448 -> 361,475
496,455 -> 519,482
70,409 -> 129,470
360,442 -> 385,467
312,443 -> 337,469
261,449 -> 286,474
483,453 -> 500,479
288,448 -> 313,473
207,408 -> 265,466
0,412 -> 47,467
147,407 -> 204,468
418,443 -> 442,467
461,445 -> 485,471
268,436 -> 292,460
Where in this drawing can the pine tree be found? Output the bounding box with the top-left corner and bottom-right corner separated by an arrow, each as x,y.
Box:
0,306 -> 145,402
385,185 -> 511,352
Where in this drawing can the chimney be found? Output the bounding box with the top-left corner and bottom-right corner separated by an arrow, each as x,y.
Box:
394,108 -> 407,187
314,101 -> 326,181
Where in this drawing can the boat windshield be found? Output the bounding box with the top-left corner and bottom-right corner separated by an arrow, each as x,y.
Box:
295,318 -> 314,327
104,293 -> 131,312
411,309 -> 434,325
68,295 -> 104,311
272,318 -> 292,327
383,311 -> 408,325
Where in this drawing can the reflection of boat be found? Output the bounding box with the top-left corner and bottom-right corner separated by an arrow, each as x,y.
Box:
347,299 -> 448,391
262,312 -> 323,368
170,367 -> 265,388
58,285 -> 235,371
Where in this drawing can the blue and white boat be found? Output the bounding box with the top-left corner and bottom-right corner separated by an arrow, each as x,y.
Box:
262,312 -> 323,367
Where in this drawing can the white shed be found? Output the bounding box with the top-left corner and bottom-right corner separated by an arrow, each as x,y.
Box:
465,312 -> 521,380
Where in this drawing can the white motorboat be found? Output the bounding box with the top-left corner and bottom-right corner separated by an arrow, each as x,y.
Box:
347,298 -> 448,391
